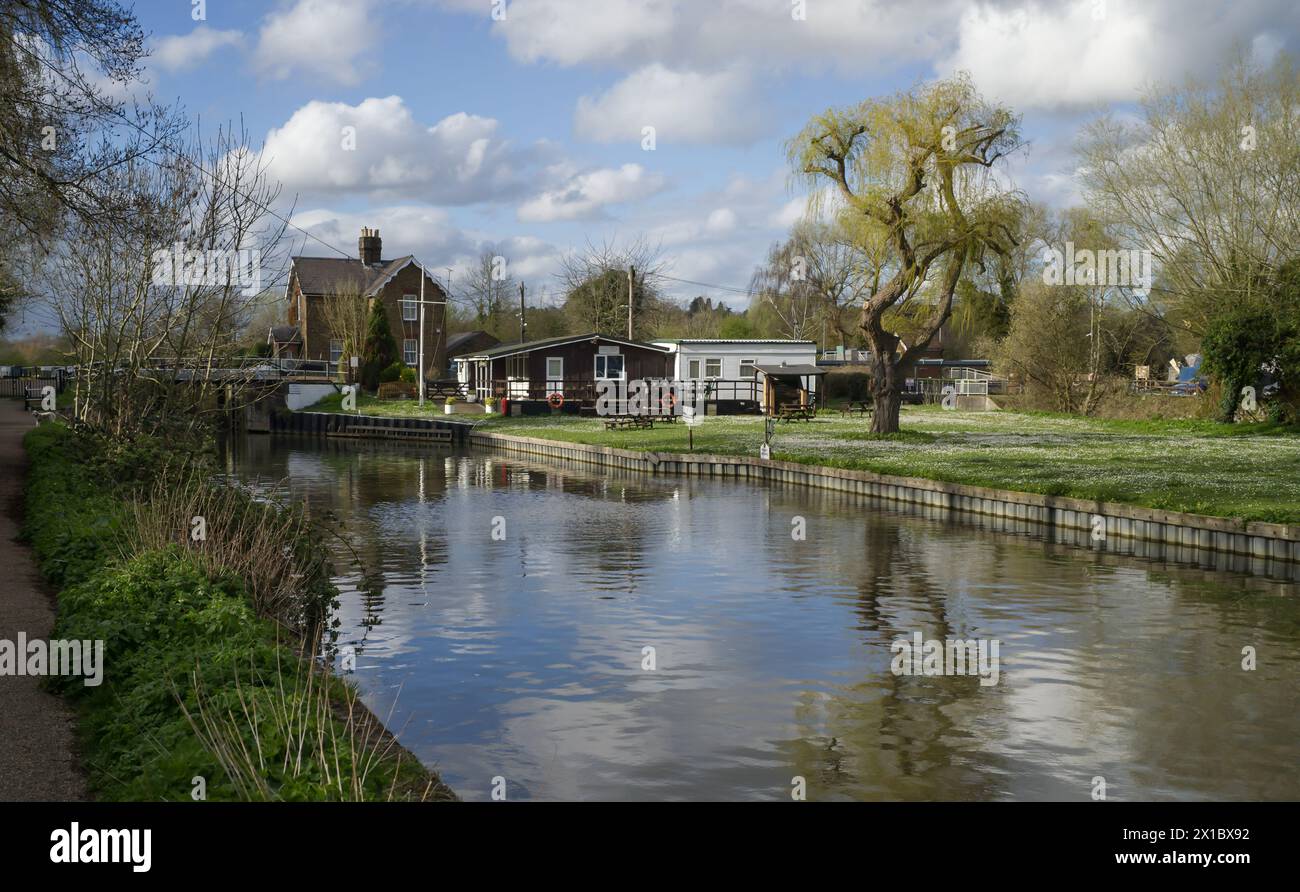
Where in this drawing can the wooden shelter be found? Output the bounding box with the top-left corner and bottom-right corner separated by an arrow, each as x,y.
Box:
754,363 -> 826,415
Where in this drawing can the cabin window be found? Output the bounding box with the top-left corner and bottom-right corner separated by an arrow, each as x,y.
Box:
595,354 -> 625,379
329,339 -> 343,363
506,355 -> 528,379
403,339 -> 418,366
401,296 -> 418,322
739,359 -> 756,378
688,359 -> 701,379
705,358 -> 722,378
546,357 -> 564,380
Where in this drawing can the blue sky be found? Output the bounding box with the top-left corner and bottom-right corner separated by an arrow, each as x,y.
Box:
120,0 -> 1299,309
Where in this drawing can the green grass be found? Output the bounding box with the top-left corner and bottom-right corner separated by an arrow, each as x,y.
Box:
302,393 -> 1300,522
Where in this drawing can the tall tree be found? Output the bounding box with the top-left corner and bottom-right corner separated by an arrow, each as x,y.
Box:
1077,53 -> 1300,345
462,250 -> 515,339
789,74 -> 1025,431
558,238 -> 667,338
360,296 -> 397,391
2,0 -> 180,330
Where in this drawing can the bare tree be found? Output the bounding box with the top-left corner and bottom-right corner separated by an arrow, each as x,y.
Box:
461,250 -> 515,339
749,238 -> 820,341
557,237 -> 668,338
1077,52 -> 1300,341
318,278 -> 368,383
49,121 -> 291,453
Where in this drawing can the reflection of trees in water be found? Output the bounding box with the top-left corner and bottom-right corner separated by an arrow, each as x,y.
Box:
771,496 -> 1020,800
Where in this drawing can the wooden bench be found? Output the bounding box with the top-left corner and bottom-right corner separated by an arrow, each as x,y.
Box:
839,400 -> 873,417
602,414 -> 655,431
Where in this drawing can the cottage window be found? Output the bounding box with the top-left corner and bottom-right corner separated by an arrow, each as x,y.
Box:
329,339 -> 343,363
403,339 -> 418,366
506,355 -> 528,379
705,358 -> 722,378
739,359 -> 757,378
595,354 -> 624,379
688,359 -> 701,379
401,296 -> 418,322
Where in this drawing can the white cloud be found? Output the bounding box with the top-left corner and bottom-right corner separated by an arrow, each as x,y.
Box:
517,163 -> 667,222
253,0 -> 378,86
484,0 -> 961,74
290,205 -> 565,285
575,65 -> 763,145
151,26 -> 244,73
262,96 -> 539,204
939,2 -> 1153,110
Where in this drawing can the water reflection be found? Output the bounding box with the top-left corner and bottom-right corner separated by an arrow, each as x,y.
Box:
223,434 -> 1300,801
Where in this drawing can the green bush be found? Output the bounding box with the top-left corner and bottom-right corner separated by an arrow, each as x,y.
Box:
379,361 -> 404,384
399,365 -> 416,384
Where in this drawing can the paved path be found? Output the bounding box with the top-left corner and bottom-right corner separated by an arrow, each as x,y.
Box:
0,400 -> 86,800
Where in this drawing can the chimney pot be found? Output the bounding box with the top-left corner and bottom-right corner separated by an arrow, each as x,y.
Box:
359,227 -> 382,265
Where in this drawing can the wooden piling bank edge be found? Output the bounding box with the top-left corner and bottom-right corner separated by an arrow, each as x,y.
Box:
464,429 -> 1300,567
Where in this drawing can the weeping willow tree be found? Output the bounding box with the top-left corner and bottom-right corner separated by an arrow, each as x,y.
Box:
788,73 -> 1026,432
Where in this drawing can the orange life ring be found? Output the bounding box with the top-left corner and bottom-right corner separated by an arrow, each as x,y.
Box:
547,391 -> 564,408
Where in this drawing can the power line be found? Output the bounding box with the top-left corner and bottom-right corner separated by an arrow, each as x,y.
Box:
646,271 -> 756,298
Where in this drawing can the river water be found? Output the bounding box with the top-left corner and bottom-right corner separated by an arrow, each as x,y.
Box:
224,434 -> 1300,801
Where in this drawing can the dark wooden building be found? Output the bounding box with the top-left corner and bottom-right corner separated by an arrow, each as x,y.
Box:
453,333 -> 671,411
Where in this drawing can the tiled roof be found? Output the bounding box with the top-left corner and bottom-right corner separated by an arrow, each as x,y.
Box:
289,255 -> 430,297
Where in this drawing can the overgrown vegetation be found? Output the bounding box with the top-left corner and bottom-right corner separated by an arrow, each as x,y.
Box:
24,422 -> 455,801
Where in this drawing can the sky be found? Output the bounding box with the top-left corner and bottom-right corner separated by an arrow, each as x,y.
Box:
97,0 -> 1300,311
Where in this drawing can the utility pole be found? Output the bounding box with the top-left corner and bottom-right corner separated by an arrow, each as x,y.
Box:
627,265 -> 635,340
519,282 -> 526,343
418,263 -> 426,409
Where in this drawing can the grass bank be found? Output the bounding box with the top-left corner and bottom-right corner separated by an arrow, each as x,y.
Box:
472,408 -> 1300,522
303,393 -> 1300,521
23,422 -> 455,801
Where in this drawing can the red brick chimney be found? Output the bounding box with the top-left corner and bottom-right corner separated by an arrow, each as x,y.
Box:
358,227 -> 382,265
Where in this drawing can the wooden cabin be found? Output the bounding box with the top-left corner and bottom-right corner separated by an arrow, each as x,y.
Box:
453,333 -> 672,412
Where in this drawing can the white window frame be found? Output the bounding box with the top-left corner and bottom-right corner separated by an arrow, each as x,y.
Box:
704,357 -> 722,378
403,338 -> 418,366
546,357 -> 564,381
595,354 -> 625,380
401,295 -> 418,322
688,358 -> 701,379
739,358 -> 757,378
329,339 -> 343,363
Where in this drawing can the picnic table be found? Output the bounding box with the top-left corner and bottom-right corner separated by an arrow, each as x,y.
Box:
839,400 -> 873,417
425,379 -> 465,399
603,414 -> 655,431
775,402 -> 815,422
